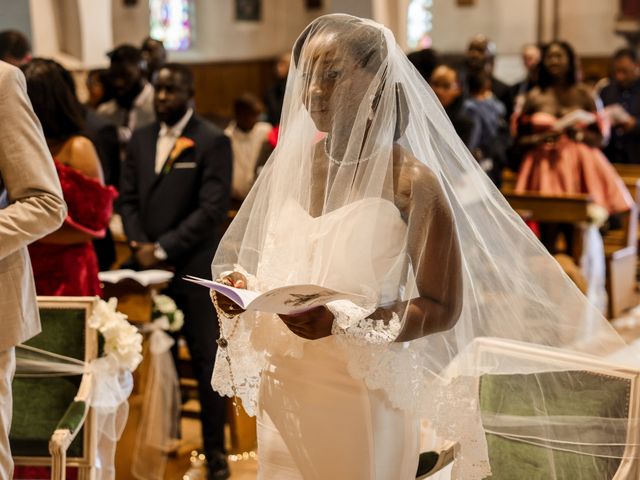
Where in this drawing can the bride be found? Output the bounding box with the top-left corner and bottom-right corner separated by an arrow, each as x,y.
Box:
210,14 -> 631,480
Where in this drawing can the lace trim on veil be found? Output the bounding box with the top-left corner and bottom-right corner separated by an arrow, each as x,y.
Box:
211,265 -> 307,416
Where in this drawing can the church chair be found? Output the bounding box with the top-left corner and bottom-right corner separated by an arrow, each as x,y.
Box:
476,337 -> 640,479
11,296 -> 99,480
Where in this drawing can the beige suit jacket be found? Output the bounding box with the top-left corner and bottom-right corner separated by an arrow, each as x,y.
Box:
0,61 -> 66,351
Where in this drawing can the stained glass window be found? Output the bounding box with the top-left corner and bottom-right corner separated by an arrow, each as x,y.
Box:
149,0 -> 193,51
407,0 -> 434,50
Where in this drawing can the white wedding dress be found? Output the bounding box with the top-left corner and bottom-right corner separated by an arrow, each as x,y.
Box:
254,197 -> 420,480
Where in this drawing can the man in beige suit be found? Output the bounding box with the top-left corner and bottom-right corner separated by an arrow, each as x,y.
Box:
0,60 -> 66,477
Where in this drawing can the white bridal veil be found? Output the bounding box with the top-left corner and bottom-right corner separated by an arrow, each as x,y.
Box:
211,14 -> 638,478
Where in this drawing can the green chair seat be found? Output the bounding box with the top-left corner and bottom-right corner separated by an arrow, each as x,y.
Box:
480,371 -> 631,479
11,377 -> 85,458
10,303 -> 95,464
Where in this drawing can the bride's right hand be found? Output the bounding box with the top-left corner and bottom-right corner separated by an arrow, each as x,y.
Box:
215,272 -> 248,316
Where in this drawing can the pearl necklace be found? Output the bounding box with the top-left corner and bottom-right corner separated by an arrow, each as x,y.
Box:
324,138 -> 371,166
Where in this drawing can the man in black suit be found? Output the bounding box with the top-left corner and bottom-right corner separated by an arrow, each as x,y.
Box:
119,63 -> 232,479
600,48 -> 640,165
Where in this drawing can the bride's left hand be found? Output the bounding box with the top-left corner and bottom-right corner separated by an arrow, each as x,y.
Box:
278,306 -> 334,340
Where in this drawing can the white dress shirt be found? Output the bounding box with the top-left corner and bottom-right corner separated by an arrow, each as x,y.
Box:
225,120 -> 272,199
155,108 -> 194,174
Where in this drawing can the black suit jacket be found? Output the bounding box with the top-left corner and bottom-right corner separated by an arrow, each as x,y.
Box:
119,114 -> 232,281
83,106 -> 120,186
600,79 -> 640,165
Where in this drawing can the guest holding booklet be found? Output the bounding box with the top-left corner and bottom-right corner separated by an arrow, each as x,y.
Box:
514,40 -> 632,252
600,47 -> 640,165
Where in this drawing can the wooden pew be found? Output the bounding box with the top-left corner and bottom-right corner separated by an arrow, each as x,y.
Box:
607,164 -> 640,317
501,168 -> 517,194
504,166 -> 639,318
503,191 -> 591,263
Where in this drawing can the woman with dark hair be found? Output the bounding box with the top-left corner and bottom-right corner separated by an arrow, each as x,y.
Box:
515,41 -> 631,251
22,59 -> 117,296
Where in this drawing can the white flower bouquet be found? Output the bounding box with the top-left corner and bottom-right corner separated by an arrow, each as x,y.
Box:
152,294 -> 185,332
89,298 -> 144,372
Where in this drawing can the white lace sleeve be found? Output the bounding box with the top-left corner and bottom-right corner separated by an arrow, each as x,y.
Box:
211,265 -> 309,416
210,265 -> 265,416
326,299 -> 400,344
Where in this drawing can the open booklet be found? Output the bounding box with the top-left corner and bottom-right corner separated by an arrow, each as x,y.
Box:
184,275 -> 367,315
604,103 -> 632,125
553,109 -> 597,131
99,269 -> 174,287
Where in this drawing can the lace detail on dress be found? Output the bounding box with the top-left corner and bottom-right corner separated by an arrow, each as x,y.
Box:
327,299 -> 400,344
424,377 -> 493,480
210,265 -> 306,416
211,265 -> 263,416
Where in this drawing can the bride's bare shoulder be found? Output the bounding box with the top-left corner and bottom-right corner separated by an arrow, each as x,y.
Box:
393,144 -> 443,196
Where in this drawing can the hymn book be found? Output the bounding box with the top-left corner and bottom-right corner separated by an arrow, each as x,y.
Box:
184,275 -> 366,315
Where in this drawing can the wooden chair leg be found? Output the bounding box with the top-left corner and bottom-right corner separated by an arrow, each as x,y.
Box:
77,466 -> 95,480
50,429 -> 75,480
50,431 -> 68,480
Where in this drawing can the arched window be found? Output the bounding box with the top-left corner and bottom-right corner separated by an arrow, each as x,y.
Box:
407,0 -> 433,50
149,0 -> 194,51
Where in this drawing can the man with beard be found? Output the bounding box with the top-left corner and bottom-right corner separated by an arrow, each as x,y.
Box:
119,63 -> 232,479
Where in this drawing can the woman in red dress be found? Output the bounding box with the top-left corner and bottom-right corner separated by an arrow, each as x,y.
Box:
22,59 -> 117,297
514,41 -> 632,251
14,58 -> 117,480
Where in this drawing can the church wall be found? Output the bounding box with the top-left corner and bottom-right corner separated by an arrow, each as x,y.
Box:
0,0 -> 32,38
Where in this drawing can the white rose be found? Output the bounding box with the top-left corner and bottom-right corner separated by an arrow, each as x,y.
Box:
169,309 -> 184,332
154,294 -> 177,314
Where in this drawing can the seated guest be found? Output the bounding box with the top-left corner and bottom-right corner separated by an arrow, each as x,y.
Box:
600,47 -> 640,164
225,93 -> 272,201
460,34 -> 513,119
465,71 -> 510,186
98,44 -> 155,185
22,59 -> 116,296
0,29 -> 31,66
430,65 -> 476,147
515,41 -> 632,252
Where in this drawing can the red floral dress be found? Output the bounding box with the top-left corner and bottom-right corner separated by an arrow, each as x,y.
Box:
15,162 -> 116,479
28,160 -> 117,297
